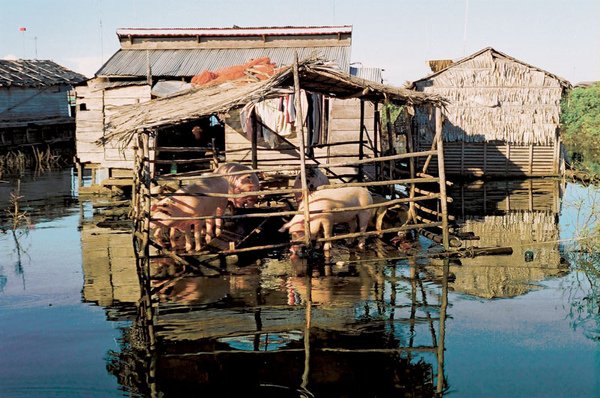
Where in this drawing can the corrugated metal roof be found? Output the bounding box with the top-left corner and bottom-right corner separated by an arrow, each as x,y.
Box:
0,60 -> 87,87
117,25 -> 352,38
96,47 -> 351,78
350,66 -> 383,84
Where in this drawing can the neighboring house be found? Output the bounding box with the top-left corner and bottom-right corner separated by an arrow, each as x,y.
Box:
74,25 -> 383,184
410,47 -> 571,177
0,59 -> 87,150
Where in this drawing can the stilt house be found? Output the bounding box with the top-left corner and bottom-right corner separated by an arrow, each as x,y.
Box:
0,60 -> 86,150
75,25 -> 384,185
410,47 -> 571,177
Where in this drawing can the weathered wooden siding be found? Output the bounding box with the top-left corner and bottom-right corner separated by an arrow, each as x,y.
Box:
224,98 -> 375,178
0,85 -> 70,121
417,141 -> 558,177
76,83 -> 151,171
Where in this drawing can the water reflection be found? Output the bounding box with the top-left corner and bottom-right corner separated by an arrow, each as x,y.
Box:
104,252 -> 450,398
441,179 -> 569,298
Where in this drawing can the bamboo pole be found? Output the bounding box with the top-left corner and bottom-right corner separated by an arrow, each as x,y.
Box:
358,99 -> 365,182
149,194 -> 441,223
405,107 -> 417,223
434,108 -> 450,250
293,54 -> 312,249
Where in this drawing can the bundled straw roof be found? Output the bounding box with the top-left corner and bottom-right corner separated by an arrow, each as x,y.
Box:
103,58 -> 444,147
412,48 -> 572,145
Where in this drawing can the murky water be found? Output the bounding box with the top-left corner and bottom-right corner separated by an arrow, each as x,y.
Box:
0,169 -> 598,397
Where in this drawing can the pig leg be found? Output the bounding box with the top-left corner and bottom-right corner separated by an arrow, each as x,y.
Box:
205,217 -> 214,244
214,206 -> 224,237
320,218 -> 334,251
193,220 -> 204,252
356,211 -> 370,250
153,226 -> 166,247
181,224 -> 194,252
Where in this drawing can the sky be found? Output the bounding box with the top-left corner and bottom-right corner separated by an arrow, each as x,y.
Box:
1,0 -> 598,86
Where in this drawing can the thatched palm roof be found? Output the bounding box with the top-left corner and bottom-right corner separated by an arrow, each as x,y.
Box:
410,48 -> 572,145
412,47 -> 571,89
102,59 -> 445,146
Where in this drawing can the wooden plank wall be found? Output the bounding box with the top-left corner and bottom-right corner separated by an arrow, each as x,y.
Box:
0,85 -> 70,121
417,141 -> 558,177
224,98 -> 375,178
76,84 -> 151,171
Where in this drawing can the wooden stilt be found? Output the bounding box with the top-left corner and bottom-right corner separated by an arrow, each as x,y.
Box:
293,54 -> 312,249
435,108 -> 450,250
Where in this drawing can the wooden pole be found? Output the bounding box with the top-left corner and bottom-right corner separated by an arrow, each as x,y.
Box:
385,102 -> 395,197
358,99 -> 365,182
373,103 -> 379,179
435,108 -> 450,250
293,54 -> 312,248
251,112 -> 258,169
405,107 -> 417,223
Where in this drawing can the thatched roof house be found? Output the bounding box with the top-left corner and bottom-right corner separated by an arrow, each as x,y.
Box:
410,47 -> 572,177
0,59 -> 86,149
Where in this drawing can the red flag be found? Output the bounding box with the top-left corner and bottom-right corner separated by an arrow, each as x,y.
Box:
19,27 -> 26,32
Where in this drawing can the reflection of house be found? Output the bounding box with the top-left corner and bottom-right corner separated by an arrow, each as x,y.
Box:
75,26 -> 383,185
442,179 -> 568,298
0,60 -> 86,150
81,221 -> 140,306
411,48 -> 571,177
108,259 -> 448,397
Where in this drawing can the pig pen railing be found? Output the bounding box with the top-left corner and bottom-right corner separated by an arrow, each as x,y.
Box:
131,112 -> 453,275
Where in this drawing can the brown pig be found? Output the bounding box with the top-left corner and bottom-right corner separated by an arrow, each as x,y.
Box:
279,186 -> 373,252
214,162 -> 260,208
150,177 -> 229,252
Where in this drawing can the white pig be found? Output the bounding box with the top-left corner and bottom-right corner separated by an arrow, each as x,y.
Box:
279,186 -> 373,251
214,162 -> 260,208
150,177 -> 229,252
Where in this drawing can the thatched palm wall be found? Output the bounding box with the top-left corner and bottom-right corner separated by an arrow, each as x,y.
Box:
413,48 -> 568,145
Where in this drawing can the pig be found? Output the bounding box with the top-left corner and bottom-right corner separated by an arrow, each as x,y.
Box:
214,162 -> 260,208
150,177 -> 229,252
279,186 -> 373,252
292,166 -> 330,205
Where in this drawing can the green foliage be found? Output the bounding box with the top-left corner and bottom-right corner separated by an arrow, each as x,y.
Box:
561,83 -> 600,173
561,82 -> 600,139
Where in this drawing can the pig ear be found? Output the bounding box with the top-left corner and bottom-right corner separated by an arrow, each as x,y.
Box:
278,221 -> 291,233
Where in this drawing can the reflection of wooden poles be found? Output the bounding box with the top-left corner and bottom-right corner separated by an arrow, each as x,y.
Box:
293,54 -> 312,249
436,258 -> 449,395
301,271 -> 312,391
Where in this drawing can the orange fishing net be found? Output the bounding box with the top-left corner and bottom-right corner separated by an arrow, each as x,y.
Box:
191,57 -> 280,86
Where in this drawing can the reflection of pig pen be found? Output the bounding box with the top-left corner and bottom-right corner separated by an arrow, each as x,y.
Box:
108,256 -> 450,397
428,179 -> 569,299
108,59 -> 455,275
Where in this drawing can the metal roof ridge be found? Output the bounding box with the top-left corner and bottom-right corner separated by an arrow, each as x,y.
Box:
116,25 -> 353,37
